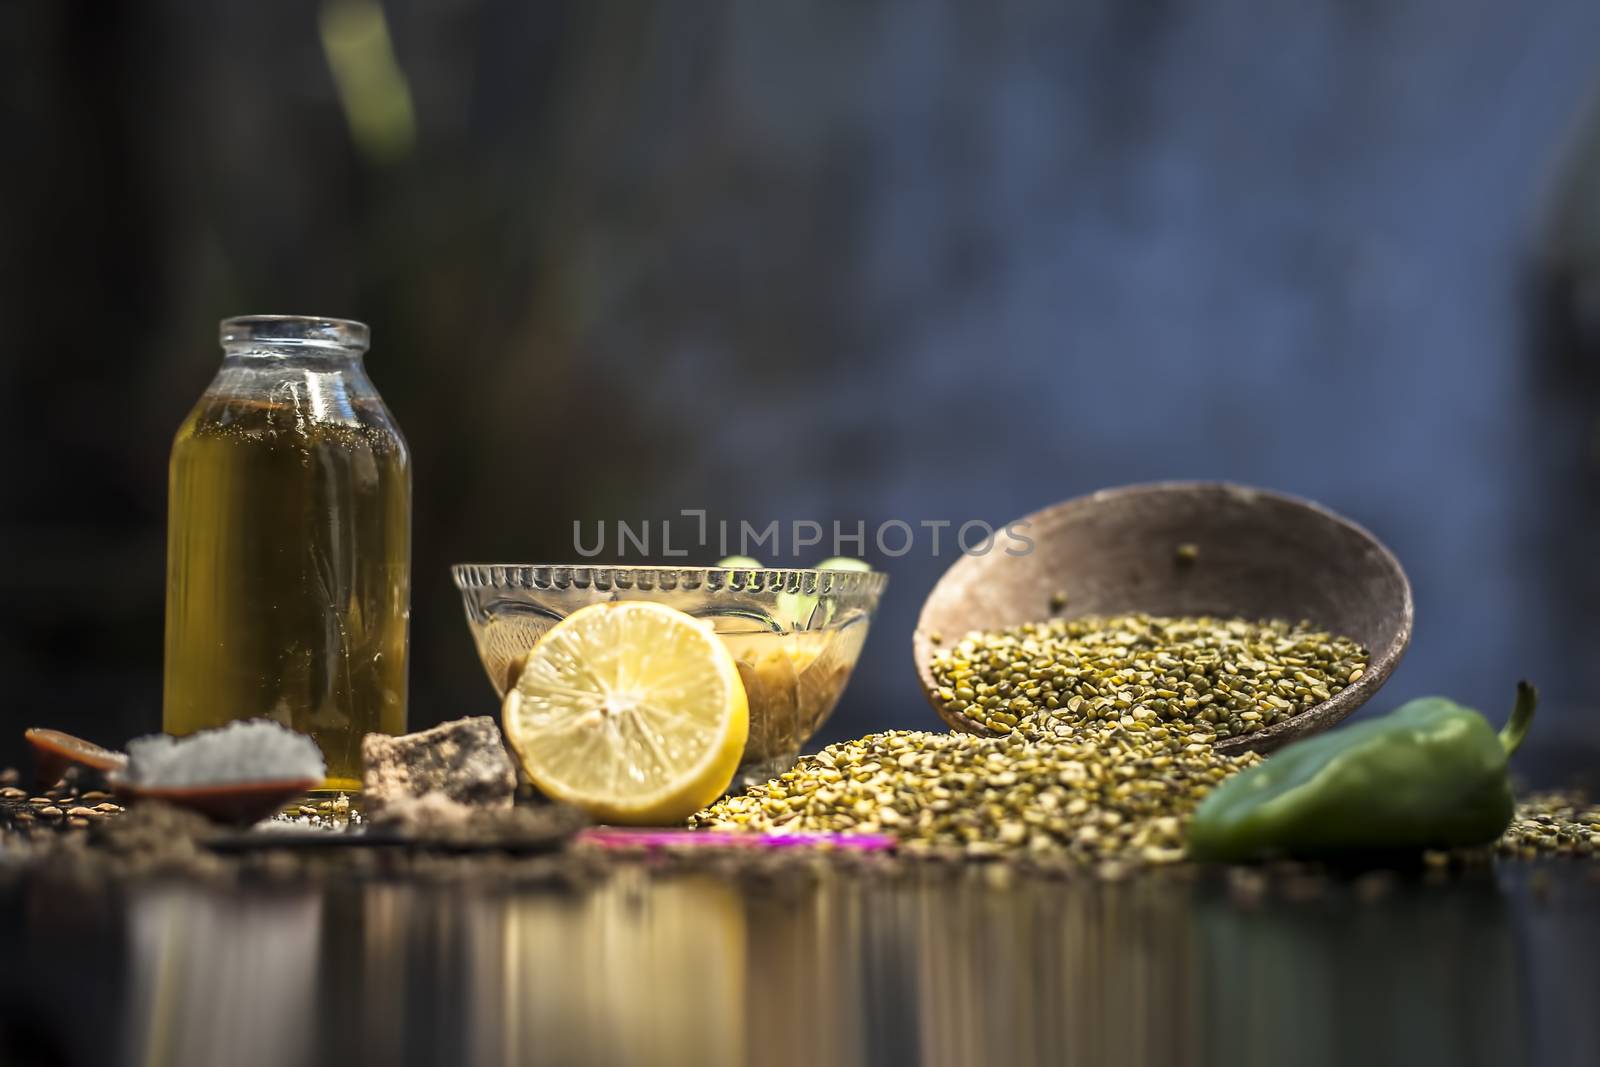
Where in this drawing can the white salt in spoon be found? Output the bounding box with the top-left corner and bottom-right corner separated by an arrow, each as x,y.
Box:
24,728 -> 320,825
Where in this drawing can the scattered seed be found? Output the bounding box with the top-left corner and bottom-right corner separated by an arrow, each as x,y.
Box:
1497,792 -> 1600,859
692,724 -> 1260,867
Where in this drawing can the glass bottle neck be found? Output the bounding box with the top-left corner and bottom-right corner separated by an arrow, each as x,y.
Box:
219,315 -> 370,355
221,343 -> 366,368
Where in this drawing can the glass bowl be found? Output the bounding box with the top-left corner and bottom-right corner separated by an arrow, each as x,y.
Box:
451,564 -> 888,786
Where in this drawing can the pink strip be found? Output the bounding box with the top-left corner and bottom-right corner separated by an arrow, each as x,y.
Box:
577,827 -> 897,852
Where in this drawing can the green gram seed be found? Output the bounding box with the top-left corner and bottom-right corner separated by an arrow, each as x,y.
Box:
694,613 -> 1366,867
1496,792 -> 1600,859
927,613 -> 1368,743
691,721 -> 1262,866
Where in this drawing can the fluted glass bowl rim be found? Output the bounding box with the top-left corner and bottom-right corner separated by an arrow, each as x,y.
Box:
452,562 -> 888,597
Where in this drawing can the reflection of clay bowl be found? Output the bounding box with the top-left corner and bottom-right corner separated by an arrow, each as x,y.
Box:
913,482 -> 1413,756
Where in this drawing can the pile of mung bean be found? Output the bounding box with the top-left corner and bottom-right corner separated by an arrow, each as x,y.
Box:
928,613 -> 1368,743
1496,792 -> 1600,859
694,613 -> 1371,866
691,721 -> 1261,865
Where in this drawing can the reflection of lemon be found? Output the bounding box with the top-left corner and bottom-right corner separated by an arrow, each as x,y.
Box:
502,649 -> 531,694
487,873 -> 748,1064
503,602 -> 749,825
722,633 -> 800,763
795,624 -> 864,732
720,629 -> 860,762
776,556 -> 871,626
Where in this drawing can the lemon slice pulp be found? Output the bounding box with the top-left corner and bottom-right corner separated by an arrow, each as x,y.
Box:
503,601 -> 749,825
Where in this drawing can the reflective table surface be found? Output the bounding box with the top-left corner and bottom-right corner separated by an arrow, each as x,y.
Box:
2,857 -> 1597,1067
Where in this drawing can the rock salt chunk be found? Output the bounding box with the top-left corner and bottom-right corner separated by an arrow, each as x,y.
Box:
362,716 -> 517,816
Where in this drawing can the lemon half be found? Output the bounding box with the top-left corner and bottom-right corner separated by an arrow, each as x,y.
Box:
503,601 -> 749,825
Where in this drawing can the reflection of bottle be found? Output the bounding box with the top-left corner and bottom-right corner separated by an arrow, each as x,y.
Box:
163,315 -> 410,791
123,886 -> 324,1067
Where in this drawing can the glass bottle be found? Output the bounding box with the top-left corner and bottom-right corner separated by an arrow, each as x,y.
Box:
163,315 -> 410,792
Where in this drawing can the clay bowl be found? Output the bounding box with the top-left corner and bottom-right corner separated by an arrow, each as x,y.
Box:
913,482 -> 1413,755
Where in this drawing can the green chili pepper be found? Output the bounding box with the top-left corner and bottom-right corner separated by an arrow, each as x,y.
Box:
1188,682 -> 1537,862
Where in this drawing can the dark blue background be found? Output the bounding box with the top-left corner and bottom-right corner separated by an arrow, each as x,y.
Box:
5,0 -> 1600,779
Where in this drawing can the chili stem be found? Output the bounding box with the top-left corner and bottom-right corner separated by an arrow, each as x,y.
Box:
1499,681 -> 1538,756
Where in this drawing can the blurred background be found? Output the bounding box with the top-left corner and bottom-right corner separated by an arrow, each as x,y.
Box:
4,0 -> 1600,780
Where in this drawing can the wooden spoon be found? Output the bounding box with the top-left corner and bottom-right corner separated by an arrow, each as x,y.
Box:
913,482 -> 1413,755
109,779 -> 322,826
25,727 -> 128,787
24,728 -> 318,825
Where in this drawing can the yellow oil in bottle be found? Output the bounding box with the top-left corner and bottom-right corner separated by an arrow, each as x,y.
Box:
163,395 -> 410,791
